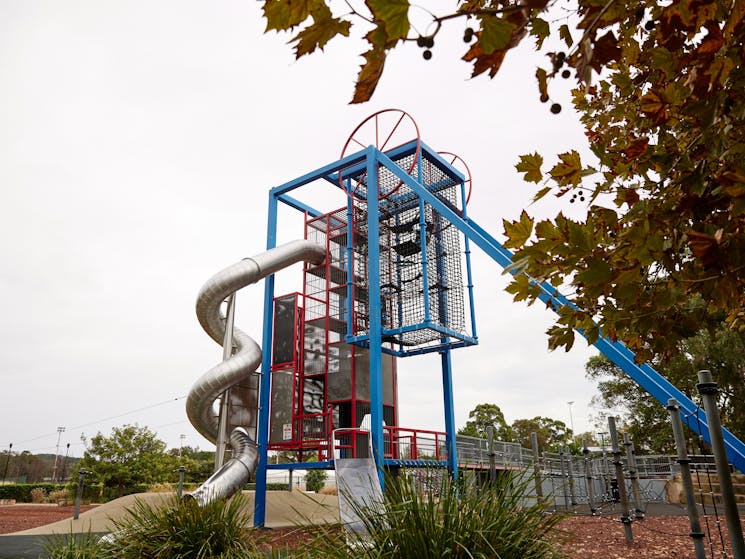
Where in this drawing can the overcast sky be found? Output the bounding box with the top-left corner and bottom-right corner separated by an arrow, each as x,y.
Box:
1,1 -> 608,460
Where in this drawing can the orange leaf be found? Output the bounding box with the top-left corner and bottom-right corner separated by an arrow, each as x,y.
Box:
462,42 -> 507,78
352,47 -> 386,104
623,137 -> 649,161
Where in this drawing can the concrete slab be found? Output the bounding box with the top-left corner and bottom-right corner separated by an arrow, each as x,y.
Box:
1,490 -> 339,537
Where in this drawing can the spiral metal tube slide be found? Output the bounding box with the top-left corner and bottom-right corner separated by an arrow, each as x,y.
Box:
186,240 -> 325,506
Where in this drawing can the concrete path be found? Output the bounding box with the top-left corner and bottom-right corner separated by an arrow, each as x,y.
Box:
0,491 -> 339,558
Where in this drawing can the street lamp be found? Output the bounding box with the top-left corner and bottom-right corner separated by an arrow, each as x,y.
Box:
52,426 -> 65,482
61,443 -> 71,481
567,401 -> 575,436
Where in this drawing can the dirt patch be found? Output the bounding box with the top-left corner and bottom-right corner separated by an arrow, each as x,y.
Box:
555,514 -> 744,558
0,505 -> 97,535
2,504 -> 743,557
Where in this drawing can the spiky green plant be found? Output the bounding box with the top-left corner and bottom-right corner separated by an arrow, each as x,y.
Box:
304,470 -> 566,559
43,528 -> 104,559
101,493 -> 259,558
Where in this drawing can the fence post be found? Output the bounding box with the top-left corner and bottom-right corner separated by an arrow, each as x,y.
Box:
608,417 -> 633,542
73,468 -> 87,520
668,398 -> 707,559
531,432 -> 543,500
697,370 -> 745,558
487,425 -> 496,484
583,440 -> 596,514
559,446 -> 570,510
623,432 -> 645,519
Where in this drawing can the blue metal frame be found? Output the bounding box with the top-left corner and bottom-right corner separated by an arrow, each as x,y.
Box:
252,140 -> 745,530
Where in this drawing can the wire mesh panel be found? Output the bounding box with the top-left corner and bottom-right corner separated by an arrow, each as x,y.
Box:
346,149 -> 474,353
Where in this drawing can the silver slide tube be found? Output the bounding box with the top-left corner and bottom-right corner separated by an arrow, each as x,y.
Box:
186,240 -> 325,505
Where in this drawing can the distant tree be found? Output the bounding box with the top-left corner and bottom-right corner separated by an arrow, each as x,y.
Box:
305,469 -> 328,492
168,446 -> 214,483
77,424 -> 178,498
458,403 -> 512,441
510,417 -> 571,452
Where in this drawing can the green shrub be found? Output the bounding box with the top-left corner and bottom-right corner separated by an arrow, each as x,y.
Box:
43,529 -> 104,559
304,470 -> 327,493
101,493 -> 260,558
244,482 -> 292,491
0,483 -> 64,502
306,470 -> 566,559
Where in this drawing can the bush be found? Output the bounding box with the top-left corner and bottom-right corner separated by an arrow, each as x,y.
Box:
101,493 -> 259,558
30,487 -> 48,503
0,484 -> 63,502
307,470 -> 566,559
304,470 -> 328,493
43,530 -> 103,559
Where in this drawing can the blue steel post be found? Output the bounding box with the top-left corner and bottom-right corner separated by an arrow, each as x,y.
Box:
366,147 -> 385,487
254,192 -> 279,527
460,180 -> 478,340
441,348 -> 458,478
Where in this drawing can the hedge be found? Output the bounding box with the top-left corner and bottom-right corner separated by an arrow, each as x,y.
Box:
0,483 -> 65,502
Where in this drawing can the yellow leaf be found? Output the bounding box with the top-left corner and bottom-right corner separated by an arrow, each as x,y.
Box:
516,152 -> 544,183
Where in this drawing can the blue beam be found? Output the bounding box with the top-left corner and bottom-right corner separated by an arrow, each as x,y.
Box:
375,149 -> 745,473
277,193 -> 323,218
441,348 -> 458,479
254,192 -> 279,527
365,147 -> 386,488
270,149 -> 369,197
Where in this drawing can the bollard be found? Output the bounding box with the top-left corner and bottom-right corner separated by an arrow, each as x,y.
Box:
73,468 -> 87,520
609,417 -> 633,542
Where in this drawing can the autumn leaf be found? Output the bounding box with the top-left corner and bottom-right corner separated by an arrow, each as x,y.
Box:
590,31 -> 620,72
291,6 -> 351,57
536,67 -> 548,100
575,258 -> 612,287
352,45 -> 386,104
462,42 -> 507,78
687,230 -> 721,267
549,151 -> 583,186
530,17 -> 549,49
503,210 -> 534,248
623,137 -> 649,161
478,16 -> 516,55
558,24 -> 573,47
366,0 -> 410,41
516,152 -> 544,183
264,0 -> 321,31
639,91 -> 668,125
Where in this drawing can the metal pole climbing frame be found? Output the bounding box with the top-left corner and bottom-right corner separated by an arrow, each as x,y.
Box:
697,370 -> 745,558
609,417 -> 633,543
668,398 -> 707,559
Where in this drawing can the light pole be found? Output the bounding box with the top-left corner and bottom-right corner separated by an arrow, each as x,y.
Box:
179,434 -> 186,458
52,426 -> 65,482
567,401 -> 575,440
61,443 -> 71,481
2,443 -> 12,484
